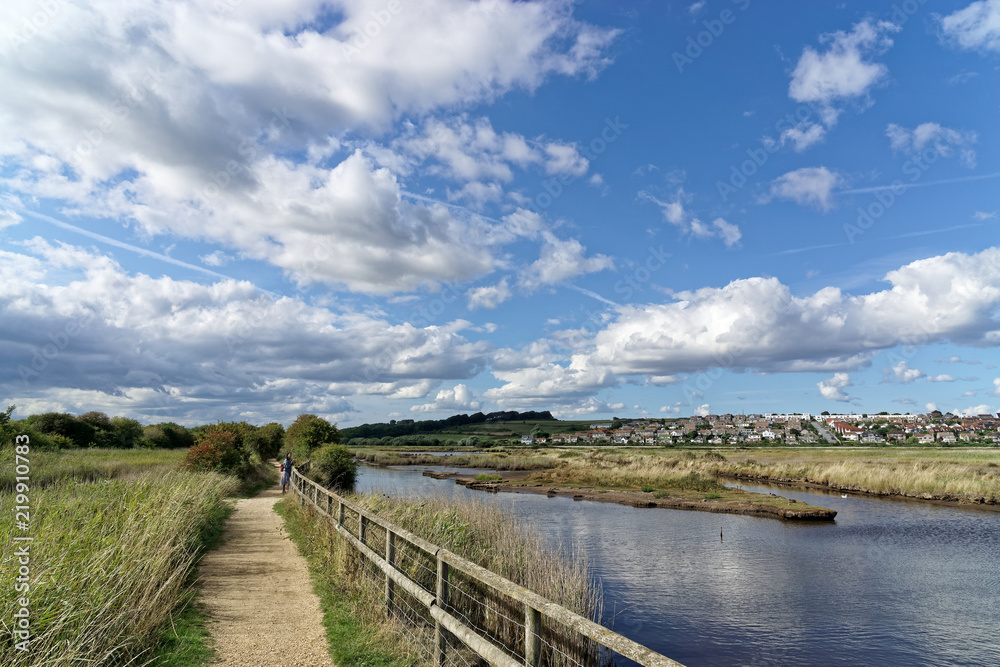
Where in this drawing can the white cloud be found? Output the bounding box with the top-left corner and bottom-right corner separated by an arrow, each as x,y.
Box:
767,167 -> 842,211
467,278 -> 513,310
954,404 -> 994,417
411,384 -> 481,413
694,403 -> 711,417
992,378 -> 1000,395
199,250 -> 232,267
789,20 -> 899,110
886,122 -> 978,168
974,211 -> 997,220
642,191 -> 742,246
891,361 -> 925,383
818,373 -> 852,401
0,210 -> 22,230
928,374 -> 956,382
487,247 -> 1000,403
0,0 -> 617,296
518,233 -> 613,291
780,122 -> 827,151
0,241 -> 492,423
925,402 -> 939,412
688,1 -> 707,15
940,0 -> 1000,53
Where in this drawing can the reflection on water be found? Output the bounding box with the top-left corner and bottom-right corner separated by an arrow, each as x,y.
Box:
356,464 -> 1000,667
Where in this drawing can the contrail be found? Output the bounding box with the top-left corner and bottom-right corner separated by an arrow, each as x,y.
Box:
839,171 -> 1000,195
17,208 -> 281,297
399,190 -> 504,224
564,283 -> 620,307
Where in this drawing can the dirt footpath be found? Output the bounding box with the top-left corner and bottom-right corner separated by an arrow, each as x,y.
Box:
198,485 -> 335,666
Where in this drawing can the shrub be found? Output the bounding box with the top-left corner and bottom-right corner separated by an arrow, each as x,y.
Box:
314,444 -> 357,490
286,414 -> 341,460
183,427 -> 248,476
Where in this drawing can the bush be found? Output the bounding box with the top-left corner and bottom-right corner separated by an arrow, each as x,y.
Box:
314,444 -> 357,490
286,414 -> 341,461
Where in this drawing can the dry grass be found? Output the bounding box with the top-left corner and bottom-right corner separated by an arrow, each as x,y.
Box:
0,470 -> 238,666
532,448 -> 1000,503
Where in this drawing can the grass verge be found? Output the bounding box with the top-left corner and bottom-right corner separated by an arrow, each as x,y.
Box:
275,499 -> 419,667
0,469 -> 238,666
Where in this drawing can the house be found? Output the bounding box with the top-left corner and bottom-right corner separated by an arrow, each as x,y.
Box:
521,435 -> 535,444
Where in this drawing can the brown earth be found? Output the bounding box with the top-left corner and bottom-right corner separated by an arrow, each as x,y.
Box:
197,481 -> 335,666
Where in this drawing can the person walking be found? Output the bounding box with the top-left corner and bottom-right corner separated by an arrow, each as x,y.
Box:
280,453 -> 293,494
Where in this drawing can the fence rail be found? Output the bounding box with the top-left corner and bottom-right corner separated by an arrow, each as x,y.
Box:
290,468 -> 686,667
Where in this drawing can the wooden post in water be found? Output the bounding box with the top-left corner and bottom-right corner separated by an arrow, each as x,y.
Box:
385,530 -> 396,617
436,555 -> 449,667
525,604 -> 542,667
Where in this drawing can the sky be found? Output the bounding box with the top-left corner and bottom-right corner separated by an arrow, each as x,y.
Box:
1,0 -> 999,427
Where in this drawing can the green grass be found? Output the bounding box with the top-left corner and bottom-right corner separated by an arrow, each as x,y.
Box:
0,447 -> 188,491
474,473 -> 503,482
353,450 -> 555,470
0,469 -> 238,666
275,501 -> 417,667
148,600 -> 216,667
640,485 -> 656,493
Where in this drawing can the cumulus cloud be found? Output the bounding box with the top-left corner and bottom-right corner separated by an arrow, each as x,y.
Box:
518,233 -> 613,291
954,404 -> 994,417
993,378 -> 1000,395
818,373 -> 852,401
766,167 -> 842,211
886,122 -> 978,168
940,0 -> 1000,53
0,241 -> 492,423
411,384 -> 481,412
693,403 -> 711,417
486,247 -> 1000,403
789,19 -> 899,115
0,0 -> 617,295
890,361 -> 925,383
467,278 -> 513,310
780,122 -> 827,152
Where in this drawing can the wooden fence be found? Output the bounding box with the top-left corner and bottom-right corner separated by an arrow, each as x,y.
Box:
291,468 -> 687,667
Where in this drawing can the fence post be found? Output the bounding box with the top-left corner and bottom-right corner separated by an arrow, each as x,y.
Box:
525,604 -> 542,667
436,555 -> 449,667
359,511 -> 368,546
338,500 -> 345,526
385,530 -> 396,617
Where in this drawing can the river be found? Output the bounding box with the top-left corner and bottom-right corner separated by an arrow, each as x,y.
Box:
355,464 -> 1000,667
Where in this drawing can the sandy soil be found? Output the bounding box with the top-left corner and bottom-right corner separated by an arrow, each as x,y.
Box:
197,483 -> 335,666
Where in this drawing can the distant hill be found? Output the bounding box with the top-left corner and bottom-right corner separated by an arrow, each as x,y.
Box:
341,410 -> 555,439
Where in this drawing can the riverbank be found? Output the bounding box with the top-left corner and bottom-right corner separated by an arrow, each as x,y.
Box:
425,470 -> 837,520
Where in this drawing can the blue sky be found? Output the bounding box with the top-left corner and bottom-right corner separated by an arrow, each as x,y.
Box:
1,0 -> 999,426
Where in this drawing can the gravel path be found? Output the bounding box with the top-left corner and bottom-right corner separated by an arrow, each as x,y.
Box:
198,481 -> 335,666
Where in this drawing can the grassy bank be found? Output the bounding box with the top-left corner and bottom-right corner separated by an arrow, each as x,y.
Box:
353,450 -> 555,470
0,447 -> 188,491
0,468 -> 238,666
280,490 -> 601,666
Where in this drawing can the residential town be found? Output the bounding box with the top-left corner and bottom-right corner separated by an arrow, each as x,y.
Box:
522,411 -> 1000,446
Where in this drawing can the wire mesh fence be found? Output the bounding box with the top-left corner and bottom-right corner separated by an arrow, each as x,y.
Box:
291,469 -> 686,667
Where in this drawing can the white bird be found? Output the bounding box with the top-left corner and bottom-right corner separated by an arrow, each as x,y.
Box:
841,494 -> 848,498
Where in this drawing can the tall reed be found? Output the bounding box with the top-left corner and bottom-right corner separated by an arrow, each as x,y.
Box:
0,470 -> 237,666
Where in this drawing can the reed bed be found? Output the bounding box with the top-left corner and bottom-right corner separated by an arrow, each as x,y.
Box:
284,491 -> 602,666
0,448 -> 187,491
0,470 -> 238,666
535,449 -> 1000,503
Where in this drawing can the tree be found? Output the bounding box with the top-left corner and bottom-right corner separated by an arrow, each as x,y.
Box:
0,405 -> 15,445
110,417 -> 146,448
26,412 -> 95,447
285,414 -> 340,460
314,444 -> 358,490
